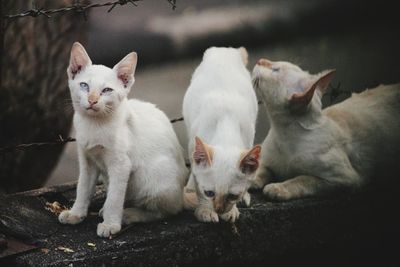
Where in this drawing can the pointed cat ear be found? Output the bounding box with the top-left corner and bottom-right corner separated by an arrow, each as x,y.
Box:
238,47 -> 248,66
290,69 -> 336,108
193,136 -> 214,167
239,145 -> 261,175
68,42 -> 92,80
113,52 -> 138,88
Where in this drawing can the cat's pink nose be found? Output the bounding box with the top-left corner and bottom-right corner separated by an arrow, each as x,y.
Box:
88,100 -> 98,106
257,58 -> 272,67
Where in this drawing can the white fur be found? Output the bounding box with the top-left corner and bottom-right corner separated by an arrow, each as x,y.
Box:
182,47 -> 259,222
58,43 -> 188,237
252,59 -> 400,200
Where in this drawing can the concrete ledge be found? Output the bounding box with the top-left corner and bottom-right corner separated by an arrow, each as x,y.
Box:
1,182 -> 399,266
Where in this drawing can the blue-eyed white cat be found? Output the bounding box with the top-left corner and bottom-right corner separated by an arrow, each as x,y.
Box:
58,42 -> 188,237
252,58 -> 400,200
182,47 -> 261,223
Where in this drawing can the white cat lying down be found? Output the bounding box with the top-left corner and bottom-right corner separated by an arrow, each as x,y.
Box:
252,58 -> 400,200
58,43 -> 188,237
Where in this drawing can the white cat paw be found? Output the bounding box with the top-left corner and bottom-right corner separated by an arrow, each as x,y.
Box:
263,183 -> 291,201
58,210 -> 86,225
195,208 -> 219,223
96,222 -> 121,238
242,192 -> 251,207
250,176 -> 267,189
220,206 -> 240,222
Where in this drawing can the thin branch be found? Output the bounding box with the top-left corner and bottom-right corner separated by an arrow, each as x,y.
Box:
3,0 -> 175,20
0,115 -> 184,153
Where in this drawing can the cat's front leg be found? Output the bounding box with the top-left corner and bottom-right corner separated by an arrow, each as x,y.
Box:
219,204 -> 240,222
97,155 -> 131,238
251,164 -> 273,189
263,175 -> 331,201
195,206 -> 219,223
59,147 -> 98,225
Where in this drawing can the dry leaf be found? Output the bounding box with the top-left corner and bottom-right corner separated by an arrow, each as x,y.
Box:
45,201 -> 68,215
56,246 -> 74,253
87,242 -> 96,247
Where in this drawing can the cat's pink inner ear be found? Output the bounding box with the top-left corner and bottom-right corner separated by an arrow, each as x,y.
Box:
290,86 -> 316,107
193,136 -> 213,167
114,52 -> 137,88
313,69 -> 336,94
68,42 -> 92,80
239,145 -> 261,174
290,70 -> 336,108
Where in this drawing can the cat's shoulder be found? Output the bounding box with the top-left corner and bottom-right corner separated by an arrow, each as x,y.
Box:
126,99 -> 169,123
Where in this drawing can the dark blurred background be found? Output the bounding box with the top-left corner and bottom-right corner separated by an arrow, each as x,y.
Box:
0,0 -> 399,192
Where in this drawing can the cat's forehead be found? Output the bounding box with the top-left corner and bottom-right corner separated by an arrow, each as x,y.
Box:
84,64 -> 115,78
276,61 -> 303,72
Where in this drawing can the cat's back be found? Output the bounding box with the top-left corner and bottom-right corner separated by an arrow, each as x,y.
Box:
324,83 -> 400,126
127,99 -> 172,130
126,99 -> 182,150
183,47 -> 257,125
323,84 -> 400,176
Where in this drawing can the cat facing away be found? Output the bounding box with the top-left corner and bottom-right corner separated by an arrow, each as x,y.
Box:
58,42 -> 188,237
182,47 -> 261,223
252,58 -> 400,200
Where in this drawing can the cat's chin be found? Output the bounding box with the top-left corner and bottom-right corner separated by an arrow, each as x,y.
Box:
80,108 -> 103,117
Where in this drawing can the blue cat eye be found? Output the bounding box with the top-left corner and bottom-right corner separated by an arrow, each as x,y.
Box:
272,67 -> 280,72
227,193 -> 239,201
102,87 -> 113,94
80,82 -> 89,92
204,190 -> 215,198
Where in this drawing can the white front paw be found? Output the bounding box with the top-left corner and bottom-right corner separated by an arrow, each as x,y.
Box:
263,183 -> 291,201
96,222 -> 121,238
58,210 -> 86,225
242,192 -> 251,207
220,206 -> 240,222
195,208 -> 219,223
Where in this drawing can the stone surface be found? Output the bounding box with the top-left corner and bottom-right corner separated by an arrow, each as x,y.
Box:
0,183 -> 399,266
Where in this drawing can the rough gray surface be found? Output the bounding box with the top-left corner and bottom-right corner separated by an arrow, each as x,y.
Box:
1,183 -> 399,266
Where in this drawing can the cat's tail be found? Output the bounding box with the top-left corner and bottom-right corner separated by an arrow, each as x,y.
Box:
183,186 -> 198,210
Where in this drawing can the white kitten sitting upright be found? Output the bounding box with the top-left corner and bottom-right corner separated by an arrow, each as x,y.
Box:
252,58 -> 400,200
58,42 -> 188,237
183,47 -> 261,223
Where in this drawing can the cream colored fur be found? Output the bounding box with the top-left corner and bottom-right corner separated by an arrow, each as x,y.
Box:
182,47 -> 260,223
252,58 -> 400,200
58,43 -> 188,237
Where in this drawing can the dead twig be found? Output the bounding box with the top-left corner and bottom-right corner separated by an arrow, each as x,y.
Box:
3,0 -> 176,20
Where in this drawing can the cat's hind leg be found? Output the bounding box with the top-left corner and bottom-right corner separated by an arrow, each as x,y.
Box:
183,173 -> 199,210
122,207 -> 164,224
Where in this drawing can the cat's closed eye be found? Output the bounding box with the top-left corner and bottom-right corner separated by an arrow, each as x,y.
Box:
226,193 -> 239,201
272,67 -> 280,72
80,82 -> 89,92
102,87 -> 113,94
204,190 -> 215,198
